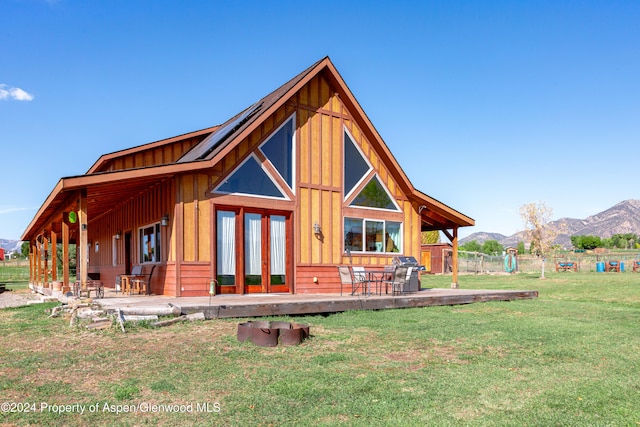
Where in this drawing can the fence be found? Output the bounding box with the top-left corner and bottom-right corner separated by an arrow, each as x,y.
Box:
457,250 -> 640,274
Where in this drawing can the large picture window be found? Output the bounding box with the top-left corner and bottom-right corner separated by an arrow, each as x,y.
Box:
344,218 -> 402,253
139,223 -> 161,263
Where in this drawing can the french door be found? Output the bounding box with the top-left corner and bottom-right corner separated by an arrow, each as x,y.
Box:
216,209 -> 291,294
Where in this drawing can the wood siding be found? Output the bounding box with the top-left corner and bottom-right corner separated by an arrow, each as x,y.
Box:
86,72 -> 423,296
99,136 -> 206,173
86,179 -> 175,294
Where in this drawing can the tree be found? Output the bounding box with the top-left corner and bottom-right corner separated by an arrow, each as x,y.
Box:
571,235 -> 602,250
460,240 -> 482,253
21,241 -> 30,258
421,231 -> 440,244
481,239 -> 504,256
516,241 -> 526,255
520,201 -> 558,279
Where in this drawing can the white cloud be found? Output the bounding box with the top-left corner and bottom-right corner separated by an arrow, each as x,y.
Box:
0,84 -> 34,101
0,207 -> 37,215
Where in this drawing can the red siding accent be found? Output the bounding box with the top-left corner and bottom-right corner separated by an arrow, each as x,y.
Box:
295,265 -> 384,294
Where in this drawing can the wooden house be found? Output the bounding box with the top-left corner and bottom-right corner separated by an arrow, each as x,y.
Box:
22,57 -> 474,296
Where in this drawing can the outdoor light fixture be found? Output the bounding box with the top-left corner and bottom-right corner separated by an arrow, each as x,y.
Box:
161,214 -> 169,227
115,232 -> 121,240
313,222 -> 322,238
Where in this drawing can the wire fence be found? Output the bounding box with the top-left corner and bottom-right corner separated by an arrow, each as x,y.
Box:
457,250 -> 640,274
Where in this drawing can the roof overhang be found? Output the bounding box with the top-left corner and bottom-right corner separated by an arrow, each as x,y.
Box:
411,189 -> 475,231
21,162 -> 211,241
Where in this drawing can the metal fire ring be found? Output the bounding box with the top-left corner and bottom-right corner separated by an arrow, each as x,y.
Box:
237,321 -> 310,347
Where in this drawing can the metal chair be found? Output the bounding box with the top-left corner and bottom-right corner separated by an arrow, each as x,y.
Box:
352,266 -> 370,295
383,266 -> 408,295
337,266 -> 366,296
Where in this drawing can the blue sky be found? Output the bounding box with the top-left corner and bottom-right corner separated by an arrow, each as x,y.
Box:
1,0 -> 639,241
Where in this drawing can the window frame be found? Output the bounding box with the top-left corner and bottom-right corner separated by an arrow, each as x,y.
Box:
258,113 -> 296,193
343,127 -> 372,201
138,222 -> 161,264
343,217 -> 403,254
211,153 -> 290,200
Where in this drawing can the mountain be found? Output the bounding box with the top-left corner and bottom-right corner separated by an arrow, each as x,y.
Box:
460,199 -> 640,248
0,239 -> 23,254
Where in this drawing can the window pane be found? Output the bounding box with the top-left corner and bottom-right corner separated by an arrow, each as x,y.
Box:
217,211 -> 236,285
344,218 -> 363,252
350,176 -> 396,210
344,131 -> 370,196
365,220 -> 384,252
216,156 -> 285,198
385,221 -> 401,253
245,213 -> 262,286
140,225 -> 158,263
261,118 -> 294,188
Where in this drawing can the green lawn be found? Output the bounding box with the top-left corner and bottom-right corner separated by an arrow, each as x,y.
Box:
1,272 -> 639,426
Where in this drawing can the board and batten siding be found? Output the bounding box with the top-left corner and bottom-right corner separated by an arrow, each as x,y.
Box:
294,74 -> 420,293
87,179 -> 175,294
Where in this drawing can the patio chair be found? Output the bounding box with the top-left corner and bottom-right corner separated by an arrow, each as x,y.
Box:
383,266 -> 408,296
131,265 -> 155,295
351,266 -> 370,295
337,266 -> 367,296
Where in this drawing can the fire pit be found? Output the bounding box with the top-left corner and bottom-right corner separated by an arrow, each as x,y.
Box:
237,321 -> 310,347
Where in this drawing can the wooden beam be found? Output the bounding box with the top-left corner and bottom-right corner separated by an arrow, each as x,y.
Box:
51,230 -> 58,282
43,237 -> 49,285
78,191 -> 88,290
62,218 -> 70,288
451,227 -> 459,289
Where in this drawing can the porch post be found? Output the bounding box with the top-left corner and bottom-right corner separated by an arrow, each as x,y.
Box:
29,242 -> 34,284
62,218 -> 70,289
43,237 -> 49,286
451,226 -> 459,289
51,230 -> 58,282
33,242 -> 39,285
78,191 -> 88,290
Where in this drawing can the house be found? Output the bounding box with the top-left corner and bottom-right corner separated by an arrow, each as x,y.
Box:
21,57 -> 474,296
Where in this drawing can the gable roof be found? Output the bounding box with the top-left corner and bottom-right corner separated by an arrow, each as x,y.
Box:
22,57 -> 473,241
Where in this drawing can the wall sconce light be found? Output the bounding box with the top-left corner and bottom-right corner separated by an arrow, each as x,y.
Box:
115,232 -> 121,240
313,222 -> 322,240
161,214 -> 169,227
81,223 -> 87,231
95,242 -> 99,252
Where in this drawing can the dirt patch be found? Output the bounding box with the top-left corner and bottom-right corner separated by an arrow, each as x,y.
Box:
0,289 -> 40,308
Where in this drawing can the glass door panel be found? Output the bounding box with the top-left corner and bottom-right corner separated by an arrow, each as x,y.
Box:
244,213 -> 263,292
216,211 -> 236,294
269,215 -> 288,292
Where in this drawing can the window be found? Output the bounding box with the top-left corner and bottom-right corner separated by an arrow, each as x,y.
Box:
213,154 -> 287,199
344,218 -> 402,253
112,235 -> 118,267
344,129 -> 371,198
217,211 -> 236,286
139,223 -> 161,263
260,115 -> 295,190
350,175 -> 399,211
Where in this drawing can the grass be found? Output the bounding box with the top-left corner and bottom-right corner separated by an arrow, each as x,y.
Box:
1,272 -> 639,426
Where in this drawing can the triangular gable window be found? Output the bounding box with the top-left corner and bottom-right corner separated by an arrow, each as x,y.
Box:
344,129 -> 371,198
259,114 -> 295,190
349,175 -> 399,211
213,154 -> 287,199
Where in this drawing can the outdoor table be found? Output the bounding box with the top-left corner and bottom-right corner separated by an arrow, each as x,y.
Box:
362,270 -> 386,295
